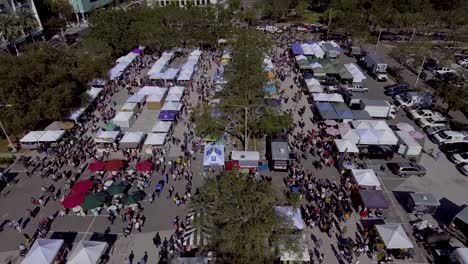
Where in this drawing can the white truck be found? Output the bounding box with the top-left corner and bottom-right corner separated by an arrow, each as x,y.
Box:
358,99 -> 396,119
342,83 -> 368,93
396,131 -> 423,157
363,53 -> 388,81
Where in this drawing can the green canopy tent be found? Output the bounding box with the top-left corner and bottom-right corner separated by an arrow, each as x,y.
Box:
321,61 -> 338,76
107,181 -> 129,196
336,64 -> 353,81
81,192 -> 110,210
123,191 -> 146,205
105,123 -> 119,131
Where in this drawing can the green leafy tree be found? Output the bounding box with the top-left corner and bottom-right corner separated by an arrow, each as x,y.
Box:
190,172 -> 303,263
191,103 -> 227,140
261,0 -> 290,21
0,14 -> 20,44
295,0 -> 309,19
436,84 -> 468,115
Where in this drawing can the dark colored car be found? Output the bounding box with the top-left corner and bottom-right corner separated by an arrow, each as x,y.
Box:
385,86 -> 410,96
358,146 -> 394,160
440,142 -> 468,154
384,83 -> 409,91
387,162 -> 426,177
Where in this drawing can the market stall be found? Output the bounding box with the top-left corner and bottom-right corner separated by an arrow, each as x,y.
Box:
339,127 -> 360,145
20,131 -> 46,149
152,121 -> 172,133
158,110 -> 178,121
203,144 -> 225,166
67,88 -> 103,123
351,169 -> 380,189
38,130 -> 66,144
119,132 -> 145,149
166,86 -> 185,102
334,139 -> 359,153
230,151 -> 260,168
144,133 -> 167,147
356,189 -> 390,219
357,128 -> 380,145
67,240 -> 108,264
344,63 -> 367,83
316,102 -> 339,120
305,77 -> 323,93
137,86 -> 168,96
111,112 -> 136,128
406,192 -> 440,215
121,102 -> 138,113
396,131 -> 423,157
312,93 -> 344,103
376,224 -> 414,249
94,131 -> 120,144
22,239 -> 65,264
161,101 -> 182,111
126,94 -> 146,105
268,136 -> 290,171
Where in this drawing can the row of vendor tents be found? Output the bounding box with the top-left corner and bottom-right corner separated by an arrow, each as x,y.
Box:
22,239 -> 108,264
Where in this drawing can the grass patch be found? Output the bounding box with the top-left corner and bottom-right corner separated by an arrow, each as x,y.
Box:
302,10 -> 322,24
0,139 -> 11,153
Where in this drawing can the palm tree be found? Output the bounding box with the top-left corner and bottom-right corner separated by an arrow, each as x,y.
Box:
15,8 -> 38,42
0,14 -> 20,54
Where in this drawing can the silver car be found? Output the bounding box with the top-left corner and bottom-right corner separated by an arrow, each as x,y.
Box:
387,162 -> 426,177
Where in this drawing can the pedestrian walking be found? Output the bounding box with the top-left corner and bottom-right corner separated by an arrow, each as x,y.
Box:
153,232 -> 161,247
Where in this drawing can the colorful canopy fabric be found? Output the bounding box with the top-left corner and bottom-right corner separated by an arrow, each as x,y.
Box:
72,179 -> 94,193
62,192 -> 86,209
105,160 -> 124,171
136,160 -> 153,172
158,110 -> 178,121
88,161 -> 106,172
107,181 -> 128,196
123,191 -> 146,205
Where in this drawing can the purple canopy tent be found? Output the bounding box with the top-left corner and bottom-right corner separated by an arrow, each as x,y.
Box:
132,48 -> 143,54
158,110 -> 178,121
290,42 -> 303,55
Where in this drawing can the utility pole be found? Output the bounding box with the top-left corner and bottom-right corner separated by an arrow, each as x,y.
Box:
244,107 -> 248,151
410,28 -> 416,43
415,56 -> 426,88
375,28 -> 382,52
0,104 -> 16,152
326,8 -> 332,40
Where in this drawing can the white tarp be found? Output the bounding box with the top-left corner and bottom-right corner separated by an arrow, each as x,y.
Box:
137,86 -> 167,96
344,63 -> 366,83
144,133 -> 167,146
166,86 -> 185,102
152,121 -> 172,133
357,128 -> 379,145
126,94 -> 146,104
301,43 -> 324,58
339,127 -> 360,144
116,52 -> 138,64
112,111 -> 135,128
119,132 -> 144,147
94,131 -> 120,144
334,139 -> 359,153
109,61 -> 130,80
22,239 -> 64,264
20,131 -> 46,143
351,169 -> 380,188
177,51 -> 201,81
312,93 -> 344,102
147,51 -> 174,76
39,130 -> 65,142
376,224 -> 414,249
274,206 -> 305,229
67,240 -> 107,264
375,129 -> 398,145
161,101 -> 182,111
305,78 -> 323,93
203,144 -> 225,166
121,103 -> 138,112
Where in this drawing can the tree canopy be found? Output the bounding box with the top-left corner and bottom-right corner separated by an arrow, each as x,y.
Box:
190,172 -> 302,263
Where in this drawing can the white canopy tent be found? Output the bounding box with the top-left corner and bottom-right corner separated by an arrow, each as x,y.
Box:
351,169 -> 381,188
161,101 -> 182,111
339,128 -> 360,144
369,120 -> 391,130
305,78 -> 323,93
137,86 -> 167,96
144,133 -> 167,146
334,139 -> 359,153
20,131 -> 46,143
352,120 -> 372,130
39,130 -> 65,142
357,128 -> 379,145
112,111 -> 135,128
109,62 -> 130,80
376,224 -> 414,249
121,103 -> 138,113
375,129 -> 399,145
146,93 -> 166,104
312,93 -> 344,103
451,248 -> 468,264
274,206 -> 305,229
147,51 -> 174,76
116,52 -> 138,64
152,121 -> 172,133
94,131 -> 120,144
344,63 -> 366,83
231,151 -> 260,168
279,234 -> 310,262
301,43 -> 324,58
67,240 -> 108,264
126,94 -> 146,104
22,239 -> 64,264
67,88 -> 103,122
119,132 -> 144,149
166,86 -> 185,102
203,144 -> 225,166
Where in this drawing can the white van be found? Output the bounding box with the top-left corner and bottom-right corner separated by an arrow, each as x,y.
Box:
431,131 -> 468,144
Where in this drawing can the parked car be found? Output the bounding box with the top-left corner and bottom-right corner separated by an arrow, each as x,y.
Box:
384,85 -> 409,96
343,84 -> 368,93
431,131 -> 468,144
450,152 -> 468,164
434,66 -> 455,75
416,116 -> 449,129
456,164 -> 468,176
457,58 -> 468,67
440,142 -> 468,154
358,145 -> 394,160
424,125 -> 451,136
387,162 -> 426,177
384,83 -> 409,91
408,109 -> 442,120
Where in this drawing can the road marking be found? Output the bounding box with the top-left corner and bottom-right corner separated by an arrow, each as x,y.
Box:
81,215 -> 96,240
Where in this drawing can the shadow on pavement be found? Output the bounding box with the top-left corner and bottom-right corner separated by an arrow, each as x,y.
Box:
433,198 -> 464,226
50,231 -> 78,249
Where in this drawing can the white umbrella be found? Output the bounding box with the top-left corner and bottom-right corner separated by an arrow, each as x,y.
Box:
396,123 -> 415,132
325,127 -> 340,136
324,120 -> 338,126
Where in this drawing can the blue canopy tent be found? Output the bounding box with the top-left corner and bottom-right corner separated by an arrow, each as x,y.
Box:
332,103 -> 355,119
316,102 -> 339,120
290,42 -> 304,55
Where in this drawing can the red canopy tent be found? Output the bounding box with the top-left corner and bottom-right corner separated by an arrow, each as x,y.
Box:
88,161 -> 106,172
72,179 -> 94,193
62,192 -> 86,208
105,160 -> 124,171
136,160 -> 153,172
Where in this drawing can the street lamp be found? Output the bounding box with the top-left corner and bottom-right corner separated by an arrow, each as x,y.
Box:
0,104 -> 16,152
